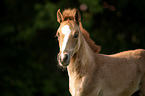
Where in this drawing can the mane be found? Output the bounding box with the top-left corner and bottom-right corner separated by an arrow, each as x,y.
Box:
62,8 -> 77,21
79,22 -> 101,53
62,8 -> 101,53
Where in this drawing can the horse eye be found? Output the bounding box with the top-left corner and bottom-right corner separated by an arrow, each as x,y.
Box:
74,33 -> 78,38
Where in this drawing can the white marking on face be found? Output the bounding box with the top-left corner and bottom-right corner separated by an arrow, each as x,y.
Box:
61,25 -> 71,58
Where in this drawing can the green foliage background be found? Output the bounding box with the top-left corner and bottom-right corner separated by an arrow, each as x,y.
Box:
0,0 -> 145,96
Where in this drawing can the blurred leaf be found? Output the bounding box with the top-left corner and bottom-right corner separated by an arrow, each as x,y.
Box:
79,0 -> 103,13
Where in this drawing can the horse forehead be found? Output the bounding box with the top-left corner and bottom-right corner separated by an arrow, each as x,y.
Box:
61,25 -> 71,35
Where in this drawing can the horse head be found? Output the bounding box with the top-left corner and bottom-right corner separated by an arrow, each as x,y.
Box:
56,9 -> 82,66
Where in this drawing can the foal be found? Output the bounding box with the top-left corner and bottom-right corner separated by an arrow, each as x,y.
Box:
56,8 -> 145,96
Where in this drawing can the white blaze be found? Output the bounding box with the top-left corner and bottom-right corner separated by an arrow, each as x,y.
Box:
61,25 -> 71,58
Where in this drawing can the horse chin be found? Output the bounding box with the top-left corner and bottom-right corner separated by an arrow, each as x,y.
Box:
60,61 -> 70,67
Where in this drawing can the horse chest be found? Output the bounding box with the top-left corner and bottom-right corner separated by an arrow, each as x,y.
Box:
68,73 -> 84,96
68,73 -> 103,96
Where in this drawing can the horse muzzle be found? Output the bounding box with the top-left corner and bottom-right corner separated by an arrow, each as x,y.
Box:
57,52 -> 70,66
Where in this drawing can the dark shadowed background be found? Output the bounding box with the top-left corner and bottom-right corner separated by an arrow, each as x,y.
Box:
0,0 -> 145,96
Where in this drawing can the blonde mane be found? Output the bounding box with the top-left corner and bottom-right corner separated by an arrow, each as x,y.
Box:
62,8 -> 101,53
62,8 -> 77,21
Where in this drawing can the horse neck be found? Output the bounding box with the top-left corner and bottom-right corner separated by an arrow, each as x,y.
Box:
67,34 -> 96,77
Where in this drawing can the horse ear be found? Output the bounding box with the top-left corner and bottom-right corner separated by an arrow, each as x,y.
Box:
57,9 -> 64,23
74,9 -> 81,23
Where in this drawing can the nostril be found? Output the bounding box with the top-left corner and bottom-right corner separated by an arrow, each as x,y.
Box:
64,54 -> 68,61
58,53 -> 70,66
59,53 -> 69,63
